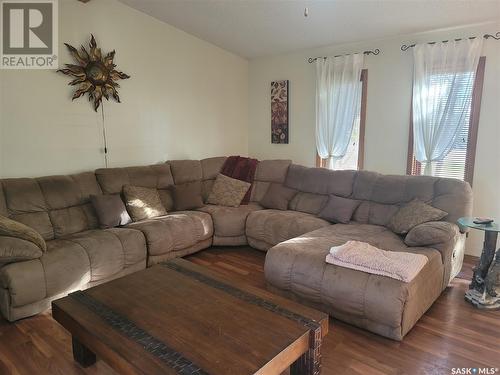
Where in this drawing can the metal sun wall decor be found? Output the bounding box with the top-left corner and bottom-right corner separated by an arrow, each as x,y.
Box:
271,80 -> 289,144
58,34 -> 130,112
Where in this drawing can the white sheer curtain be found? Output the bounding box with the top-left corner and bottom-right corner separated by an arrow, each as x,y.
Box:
315,54 -> 364,169
412,38 -> 482,175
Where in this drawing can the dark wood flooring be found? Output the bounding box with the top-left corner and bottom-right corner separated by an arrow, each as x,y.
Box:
0,248 -> 498,375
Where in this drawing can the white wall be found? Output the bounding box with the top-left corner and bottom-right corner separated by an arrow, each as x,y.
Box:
0,0 -> 248,177
248,22 -> 500,256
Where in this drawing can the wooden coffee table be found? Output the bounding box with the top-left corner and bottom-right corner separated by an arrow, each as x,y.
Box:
52,258 -> 329,375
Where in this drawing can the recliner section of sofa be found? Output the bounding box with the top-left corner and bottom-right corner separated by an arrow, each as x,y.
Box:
127,211 -> 213,265
0,173 -> 148,321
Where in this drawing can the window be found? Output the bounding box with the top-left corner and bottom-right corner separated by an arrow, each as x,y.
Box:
316,69 -> 368,170
407,57 -> 485,184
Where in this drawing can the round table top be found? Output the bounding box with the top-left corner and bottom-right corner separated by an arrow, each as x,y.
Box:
457,217 -> 500,232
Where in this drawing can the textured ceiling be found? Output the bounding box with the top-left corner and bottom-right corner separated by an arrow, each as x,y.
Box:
119,0 -> 500,58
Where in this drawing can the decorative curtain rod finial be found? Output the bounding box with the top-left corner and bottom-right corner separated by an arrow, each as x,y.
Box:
484,31 -> 500,40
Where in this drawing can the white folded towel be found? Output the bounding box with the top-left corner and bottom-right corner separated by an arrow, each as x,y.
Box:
325,240 -> 428,283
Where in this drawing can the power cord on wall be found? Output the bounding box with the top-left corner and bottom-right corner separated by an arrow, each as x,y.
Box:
101,104 -> 109,168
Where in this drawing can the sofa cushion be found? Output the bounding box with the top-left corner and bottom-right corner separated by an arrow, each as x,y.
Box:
351,171 -> 472,226
123,185 -> 167,222
197,203 -> 263,238
207,174 -> 251,207
1,178 -> 54,240
319,195 -> 360,224
289,192 -> 328,215
246,210 -> 330,250
260,183 -> 297,211
96,165 -> 173,194
171,181 -> 204,210
254,160 -> 291,183
250,160 -> 292,203
37,173 -> 102,238
90,194 -> 132,228
95,164 -> 174,211
169,160 -> 203,185
61,228 -> 147,282
264,223 -> 444,340
388,199 -> 447,234
35,239 -> 91,303
127,211 -> 213,256
285,164 -> 356,196
201,157 -> 227,180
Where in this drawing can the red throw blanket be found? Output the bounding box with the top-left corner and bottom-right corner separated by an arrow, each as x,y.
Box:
221,156 -> 259,205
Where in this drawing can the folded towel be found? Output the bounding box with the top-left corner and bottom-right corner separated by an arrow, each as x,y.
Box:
325,240 -> 428,283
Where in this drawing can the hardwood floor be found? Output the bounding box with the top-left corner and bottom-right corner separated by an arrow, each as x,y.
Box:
0,247 -> 498,375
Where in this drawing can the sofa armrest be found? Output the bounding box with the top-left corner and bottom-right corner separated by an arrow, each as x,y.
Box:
404,221 -> 459,247
0,236 -> 44,266
405,221 -> 463,288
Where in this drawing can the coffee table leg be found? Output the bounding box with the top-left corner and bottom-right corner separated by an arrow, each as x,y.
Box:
72,336 -> 96,368
291,328 -> 322,375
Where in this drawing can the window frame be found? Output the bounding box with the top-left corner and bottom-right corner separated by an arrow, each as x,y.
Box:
316,68 -> 368,170
406,56 -> 486,185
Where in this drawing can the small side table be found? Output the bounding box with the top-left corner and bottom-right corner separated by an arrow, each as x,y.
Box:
457,217 -> 500,310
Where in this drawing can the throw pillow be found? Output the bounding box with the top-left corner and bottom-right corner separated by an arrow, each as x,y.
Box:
90,194 -> 132,229
388,199 -> 447,234
123,185 -> 167,222
260,183 -> 297,210
0,215 -> 46,252
405,221 -> 458,246
171,181 -> 204,210
207,174 -> 251,207
318,195 -> 361,224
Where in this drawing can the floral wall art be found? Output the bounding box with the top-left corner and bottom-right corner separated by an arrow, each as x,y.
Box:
271,80 -> 289,144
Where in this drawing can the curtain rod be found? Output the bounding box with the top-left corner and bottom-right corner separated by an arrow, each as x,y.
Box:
308,49 -> 380,63
401,32 -> 500,51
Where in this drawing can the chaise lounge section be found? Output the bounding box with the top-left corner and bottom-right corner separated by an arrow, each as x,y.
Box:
264,167 -> 471,340
0,157 -> 472,341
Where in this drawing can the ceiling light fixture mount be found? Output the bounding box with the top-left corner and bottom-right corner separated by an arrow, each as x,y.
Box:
304,7 -> 309,17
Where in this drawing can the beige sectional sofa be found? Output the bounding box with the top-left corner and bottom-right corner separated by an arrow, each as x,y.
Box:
0,157 -> 472,341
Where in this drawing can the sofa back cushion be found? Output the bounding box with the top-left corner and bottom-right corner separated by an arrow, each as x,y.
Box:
250,159 -> 292,202
95,164 -> 174,211
171,181 -> 204,210
283,164 -> 356,215
260,183 -> 297,210
200,157 -> 226,201
285,164 -> 356,197
0,172 -> 102,239
289,193 -> 329,215
169,157 -> 227,202
351,171 -> 473,226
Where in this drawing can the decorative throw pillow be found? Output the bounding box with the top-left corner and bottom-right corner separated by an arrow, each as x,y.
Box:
90,194 -> 132,229
123,185 -> 167,222
405,221 -> 458,247
388,199 -> 447,234
260,183 -> 297,210
319,195 -> 361,224
207,174 -> 251,207
0,215 -> 46,252
171,181 -> 204,210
